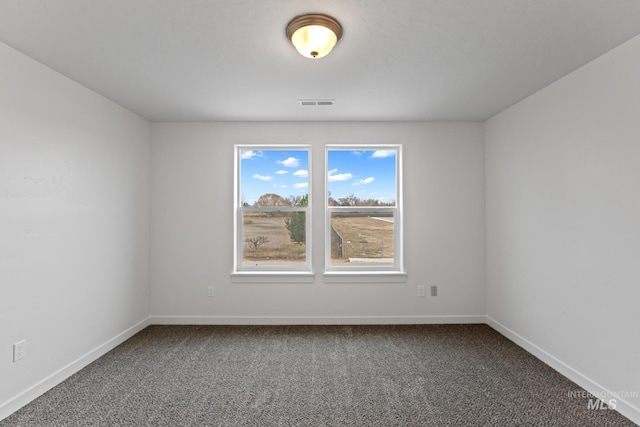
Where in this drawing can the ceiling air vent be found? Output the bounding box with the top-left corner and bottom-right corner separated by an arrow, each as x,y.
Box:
298,99 -> 335,107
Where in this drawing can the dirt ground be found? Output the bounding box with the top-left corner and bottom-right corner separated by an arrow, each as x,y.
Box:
331,216 -> 394,260
241,214 -> 394,266
242,213 -> 305,265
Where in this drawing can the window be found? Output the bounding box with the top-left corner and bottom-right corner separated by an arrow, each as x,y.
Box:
234,146 -> 311,275
325,145 -> 403,273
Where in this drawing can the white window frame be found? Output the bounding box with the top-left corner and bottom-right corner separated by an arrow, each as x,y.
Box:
324,144 -> 406,282
231,145 -> 313,283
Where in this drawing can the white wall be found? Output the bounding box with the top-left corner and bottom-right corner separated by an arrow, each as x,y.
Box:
150,121 -> 485,323
485,35 -> 640,422
0,42 -> 150,416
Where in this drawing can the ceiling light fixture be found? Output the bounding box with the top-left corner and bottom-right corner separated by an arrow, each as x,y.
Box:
286,14 -> 343,59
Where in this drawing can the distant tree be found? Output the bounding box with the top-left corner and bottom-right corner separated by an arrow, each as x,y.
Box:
254,193 -> 290,207
360,198 -> 381,206
332,193 -> 396,207
338,193 -> 359,206
244,236 -> 269,254
287,195 -> 304,206
284,194 -> 307,244
327,191 -> 338,206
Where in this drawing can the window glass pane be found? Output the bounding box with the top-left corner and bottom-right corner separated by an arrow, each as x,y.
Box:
236,146 -> 311,273
329,211 -> 394,267
240,149 -> 309,207
242,211 -> 306,267
327,149 -> 396,207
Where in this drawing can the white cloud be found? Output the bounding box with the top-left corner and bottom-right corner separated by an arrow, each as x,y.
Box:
241,150 -> 261,160
275,170 -> 288,175
277,157 -> 300,168
328,168 -> 353,182
371,150 -> 395,158
253,174 -> 273,181
294,169 -> 308,178
293,182 -> 309,189
279,185 -> 287,189
354,177 -> 375,185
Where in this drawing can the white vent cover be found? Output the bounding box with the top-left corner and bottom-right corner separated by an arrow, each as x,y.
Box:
298,99 -> 335,107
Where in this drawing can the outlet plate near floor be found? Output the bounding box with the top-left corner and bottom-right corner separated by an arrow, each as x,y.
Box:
13,340 -> 26,362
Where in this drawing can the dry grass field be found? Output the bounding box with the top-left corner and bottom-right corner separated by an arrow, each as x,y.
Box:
331,216 -> 394,260
242,213 -> 305,265
241,214 -> 394,266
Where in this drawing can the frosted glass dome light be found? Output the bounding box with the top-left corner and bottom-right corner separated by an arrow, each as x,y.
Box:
286,14 -> 343,59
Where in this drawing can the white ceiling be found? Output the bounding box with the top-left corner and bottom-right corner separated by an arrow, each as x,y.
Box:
1,0 -> 640,122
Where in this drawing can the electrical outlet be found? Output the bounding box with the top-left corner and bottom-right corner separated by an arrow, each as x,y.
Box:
431,286 -> 438,297
208,286 -> 215,297
417,285 -> 426,297
13,340 -> 26,362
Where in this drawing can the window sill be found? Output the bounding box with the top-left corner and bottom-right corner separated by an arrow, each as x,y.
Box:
322,271 -> 407,283
230,271 -> 315,283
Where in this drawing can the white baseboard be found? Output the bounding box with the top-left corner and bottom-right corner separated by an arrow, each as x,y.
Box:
486,316 -> 640,426
0,317 -> 151,421
148,315 -> 487,325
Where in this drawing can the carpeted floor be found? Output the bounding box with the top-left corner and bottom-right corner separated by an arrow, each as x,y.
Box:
1,324 -> 635,426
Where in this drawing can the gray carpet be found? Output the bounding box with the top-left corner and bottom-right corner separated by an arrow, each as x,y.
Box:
2,324 -> 635,426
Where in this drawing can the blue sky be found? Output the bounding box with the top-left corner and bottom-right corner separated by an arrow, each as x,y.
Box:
327,149 -> 396,204
240,148 -> 397,205
240,149 -> 309,205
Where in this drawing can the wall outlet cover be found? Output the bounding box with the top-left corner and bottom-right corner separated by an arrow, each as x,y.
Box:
13,340 -> 26,362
